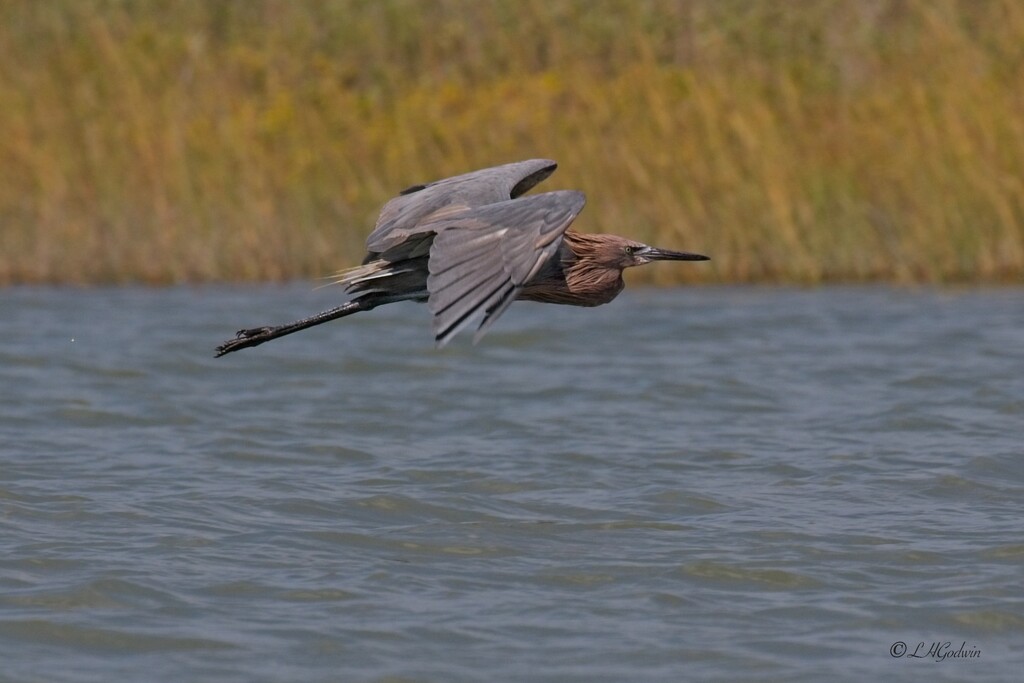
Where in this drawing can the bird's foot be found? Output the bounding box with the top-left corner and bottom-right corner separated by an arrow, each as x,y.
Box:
214,326 -> 274,358
237,327 -> 272,339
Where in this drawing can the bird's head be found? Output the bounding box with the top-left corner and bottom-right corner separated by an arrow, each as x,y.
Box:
600,235 -> 710,270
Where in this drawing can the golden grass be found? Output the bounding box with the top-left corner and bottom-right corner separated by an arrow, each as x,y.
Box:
1,0 -> 1022,284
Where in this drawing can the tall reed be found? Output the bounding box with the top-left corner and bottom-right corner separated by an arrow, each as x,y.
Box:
1,0 -> 1021,284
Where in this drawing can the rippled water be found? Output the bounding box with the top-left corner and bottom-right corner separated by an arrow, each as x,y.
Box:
2,284 -> 1022,682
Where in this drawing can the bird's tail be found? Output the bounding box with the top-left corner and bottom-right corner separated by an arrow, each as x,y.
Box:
326,258 -> 428,300
327,260 -> 394,289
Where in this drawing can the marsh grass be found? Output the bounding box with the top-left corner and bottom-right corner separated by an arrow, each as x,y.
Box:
1,0 -> 1022,284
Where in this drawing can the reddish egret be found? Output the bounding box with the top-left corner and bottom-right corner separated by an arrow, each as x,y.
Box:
215,159 -> 708,356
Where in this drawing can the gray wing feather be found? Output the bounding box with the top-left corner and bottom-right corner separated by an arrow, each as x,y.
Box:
365,159 -> 558,255
425,190 -> 586,346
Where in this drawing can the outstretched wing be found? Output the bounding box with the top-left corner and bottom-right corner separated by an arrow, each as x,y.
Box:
424,190 -> 586,346
365,159 -> 558,256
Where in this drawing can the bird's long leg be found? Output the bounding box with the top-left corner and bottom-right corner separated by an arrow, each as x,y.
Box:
214,300 -> 371,357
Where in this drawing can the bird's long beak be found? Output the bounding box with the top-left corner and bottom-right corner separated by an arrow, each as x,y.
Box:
642,246 -> 710,262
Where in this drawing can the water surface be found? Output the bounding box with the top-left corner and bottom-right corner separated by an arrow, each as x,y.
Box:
1,285 -> 1022,681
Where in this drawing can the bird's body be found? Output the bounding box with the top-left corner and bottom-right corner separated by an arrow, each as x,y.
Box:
216,159 -> 708,357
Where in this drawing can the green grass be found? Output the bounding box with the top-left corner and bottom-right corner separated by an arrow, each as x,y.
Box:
1,0 -> 1022,284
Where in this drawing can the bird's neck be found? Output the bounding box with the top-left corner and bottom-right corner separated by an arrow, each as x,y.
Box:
519,232 -> 624,307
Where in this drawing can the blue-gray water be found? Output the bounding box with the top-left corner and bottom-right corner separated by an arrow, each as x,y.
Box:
2,284 -> 1022,682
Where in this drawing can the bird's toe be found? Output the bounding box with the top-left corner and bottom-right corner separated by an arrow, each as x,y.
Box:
236,327 -> 271,339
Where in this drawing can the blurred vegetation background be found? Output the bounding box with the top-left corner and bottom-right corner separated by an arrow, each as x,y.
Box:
1,0 -> 1022,285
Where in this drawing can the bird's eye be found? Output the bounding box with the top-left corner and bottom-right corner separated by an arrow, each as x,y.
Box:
624,246 -> 636,256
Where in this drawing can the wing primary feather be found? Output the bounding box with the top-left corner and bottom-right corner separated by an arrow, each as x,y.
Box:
429,260 -> 501,304
430,275 -> 499,317
433,270 -> 507,326
434,278 -> 513,346
472,285 -> 521,344
427,231 -> 504,278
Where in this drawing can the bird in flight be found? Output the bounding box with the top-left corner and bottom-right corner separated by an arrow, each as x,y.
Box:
215,159 -> 708,357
